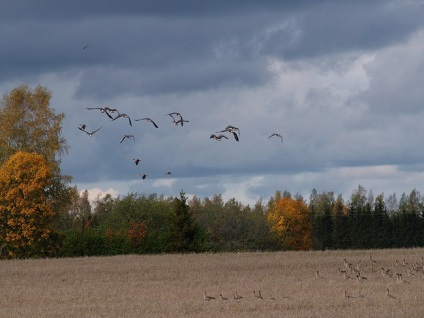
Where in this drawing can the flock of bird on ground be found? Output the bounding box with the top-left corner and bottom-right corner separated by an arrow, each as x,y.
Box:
203,253 -> 424,304
78,106 -> 283,180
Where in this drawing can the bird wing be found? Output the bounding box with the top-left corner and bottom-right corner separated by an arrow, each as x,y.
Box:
104,110 -> 114,119
232,132 -> 239,142
91,126 -> 102,134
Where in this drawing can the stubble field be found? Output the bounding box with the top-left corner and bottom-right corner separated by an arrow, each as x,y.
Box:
1,248 -> 424,317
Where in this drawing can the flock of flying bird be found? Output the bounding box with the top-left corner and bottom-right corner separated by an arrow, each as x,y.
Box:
78,106 -> 283,180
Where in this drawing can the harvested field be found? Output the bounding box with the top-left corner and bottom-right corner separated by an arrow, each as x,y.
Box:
1,248 -> 424,317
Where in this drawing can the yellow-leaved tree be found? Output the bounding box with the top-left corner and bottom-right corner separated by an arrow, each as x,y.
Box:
267,195 -> 312,250
0,151 -> 56,258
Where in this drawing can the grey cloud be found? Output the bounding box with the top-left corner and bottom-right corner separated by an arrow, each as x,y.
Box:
259,2 -> 424,60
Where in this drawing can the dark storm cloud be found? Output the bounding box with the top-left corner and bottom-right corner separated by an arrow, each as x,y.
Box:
3,0 -> 424,204
259,1 -> 424,60
4,0 -> 421,98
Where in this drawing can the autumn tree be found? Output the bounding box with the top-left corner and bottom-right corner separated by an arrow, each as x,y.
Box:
0,85 -> 71,227
0,152 -> 56,258
267,196 -> 312,250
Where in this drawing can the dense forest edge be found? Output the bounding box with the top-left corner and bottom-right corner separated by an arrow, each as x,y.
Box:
1,85 -> 424,259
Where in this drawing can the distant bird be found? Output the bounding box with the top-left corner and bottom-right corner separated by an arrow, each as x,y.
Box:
140,174 -> 148,180
135,117 -> 159,128
82,45 -> 89,50
80,126 -> 102,137
112,113 -> 132,126
204,291 -> 215,301
268,133 -> 283,142
173,118 -> 189,126
219,125 -> 240,136
133,158 -> 141,166
86,107 -> 119,119
165,171 -> 172,175
78,124 -> 87,132
120,135 -> 135,143
234,292 -> 243,301
210,134 -> 228,141
166,112 -> 188,126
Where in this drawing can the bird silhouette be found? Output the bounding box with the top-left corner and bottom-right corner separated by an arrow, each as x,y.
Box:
219,125 -> 240,135
166,112 -> 188,126
120,135 -> 135,143
210,134 -> 228,141
133,158 -> 141,165
80,126 -> 102,137
112,113 -> 132,126
135,117 -> 158,128
268,133 -> 283,142
140,173 -> 148,180
86,107 -> 119,119
165,171 -> 172,175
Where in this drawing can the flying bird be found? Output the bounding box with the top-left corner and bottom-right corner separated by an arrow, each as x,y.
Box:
140,173 -> 148,180
210,134 -> 228,141
165,171 -> 172,175
78,124 -> 87,132
133,158 -> 141,166
120,135 -> 135,143
80,126 -> 102,137
218,125 -> 240,141
86,107 -> 119,119
173,118 -> 189,126
268,133 -> 283,143
112,113 -> 132,126
166,112 -> 188,126
82,45 -> 89,50
135,117 -> 159,128
219,125 -> 240,136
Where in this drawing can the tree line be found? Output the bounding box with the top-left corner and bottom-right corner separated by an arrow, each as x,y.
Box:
1,85 -> 424,258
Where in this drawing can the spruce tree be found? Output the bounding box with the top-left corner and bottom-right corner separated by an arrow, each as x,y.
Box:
168,191 -> 197,252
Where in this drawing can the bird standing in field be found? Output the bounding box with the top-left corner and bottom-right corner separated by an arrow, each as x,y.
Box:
268,133 -> 283,143
135,117 -> 159,128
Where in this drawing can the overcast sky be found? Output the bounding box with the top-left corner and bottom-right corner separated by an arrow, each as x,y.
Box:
2,0 -> 424,205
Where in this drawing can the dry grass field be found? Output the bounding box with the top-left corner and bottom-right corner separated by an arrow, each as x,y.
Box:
1,248 -> 424,317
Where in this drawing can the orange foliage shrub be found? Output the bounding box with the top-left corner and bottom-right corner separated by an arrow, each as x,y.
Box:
128,222 -> 147,248
0,151 -> 55,258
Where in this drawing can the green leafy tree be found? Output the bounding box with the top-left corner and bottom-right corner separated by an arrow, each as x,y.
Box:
0,152 -> 56,258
